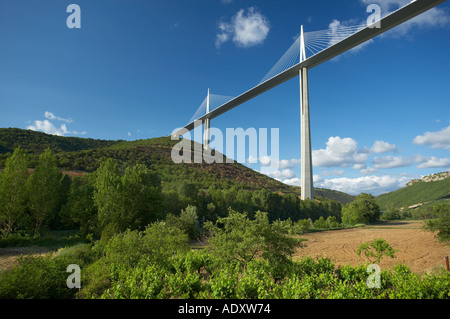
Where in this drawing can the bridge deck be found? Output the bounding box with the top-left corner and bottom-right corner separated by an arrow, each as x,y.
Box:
172,0 -> 447,137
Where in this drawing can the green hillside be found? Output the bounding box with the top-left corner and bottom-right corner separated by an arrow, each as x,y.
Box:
376,176 -> 450,211
0,128 -> 354,204
0,128 -> 118,154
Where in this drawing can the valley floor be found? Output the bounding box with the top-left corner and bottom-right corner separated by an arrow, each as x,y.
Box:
294,220 -> 450,274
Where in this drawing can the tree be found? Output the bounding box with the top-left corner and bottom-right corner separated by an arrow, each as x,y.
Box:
423,203 -> 450,243
0,147 -> 29,236
26,148 -> 62,237
93,159 -> 163,236
65,181 -> 98,238
92,158 -> 122,234
204,209 -> 305,278
121,164 -> 163,229
342,193 -> 381,225
356,238 -> 397,264
165,205 -> 199,239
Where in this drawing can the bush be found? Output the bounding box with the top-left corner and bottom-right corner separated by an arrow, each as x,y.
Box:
0,254 -> 77,299
165,205 -> 200,240
342,193 -> 381,225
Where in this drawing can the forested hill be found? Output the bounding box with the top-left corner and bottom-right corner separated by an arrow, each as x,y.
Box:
0,128 -> 119,153
376,173 -> 450,212
0,127 -> 354,204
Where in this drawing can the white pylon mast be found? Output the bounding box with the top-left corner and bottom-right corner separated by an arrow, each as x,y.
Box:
300,25 -> 306,63
299,25 -> 314,200
203,88 -> 211,150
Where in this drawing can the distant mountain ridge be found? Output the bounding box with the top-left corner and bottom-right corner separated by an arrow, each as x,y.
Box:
376,171 -> 450,211
0,128 -> 355,204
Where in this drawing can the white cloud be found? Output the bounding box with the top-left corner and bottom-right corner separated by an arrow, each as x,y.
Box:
216,7 -> 270,48
328,19 -> 374,55
321,169 -> 345,176
359,0 -> 450,37
312,136 -> 367,167
283,177 -> 301,186
44,111 -> 72,123
279,158 -> 301,169
259,155 -> 272,166
27,120 -> 70,136
360,167 -> 379,175
371,140 -> 398,153
316,175 -> 411,196
326,1 -> 449,58
266,168 -> 297,180
27,112 -> 86,136
372,155 -> 412,169
415,156 -> 450,169
413,126 -> 450,150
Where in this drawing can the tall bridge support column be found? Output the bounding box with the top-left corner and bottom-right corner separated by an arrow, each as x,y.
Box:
203,89 -> 211,151
300,67 -> 314,200
203,117 -> 210,150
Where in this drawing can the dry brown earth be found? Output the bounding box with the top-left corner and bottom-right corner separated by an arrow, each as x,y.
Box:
1,221 -> 449,275
294,221 -> 450,273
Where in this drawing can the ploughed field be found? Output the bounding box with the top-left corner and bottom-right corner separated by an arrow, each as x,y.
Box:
1,221 -> 449,275
294,220 -> 450,273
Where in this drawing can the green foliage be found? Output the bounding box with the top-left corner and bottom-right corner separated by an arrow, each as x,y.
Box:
0,147 -> 29,236
342,193 -> 381,225
0,128 -> 118,156
204,210 -> 305,280
0,254 -> 77,299
356,238 -> 398,264
423,202 -> 450,243
63,180 -> 98,239
102,223 -> 189,269
93,159 -> 163,236
26,148 -> 63,237
376,177 -> 450,212
165,205 -> 200,239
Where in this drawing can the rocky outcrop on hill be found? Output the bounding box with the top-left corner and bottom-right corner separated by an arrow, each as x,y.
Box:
406,171 -> 450,187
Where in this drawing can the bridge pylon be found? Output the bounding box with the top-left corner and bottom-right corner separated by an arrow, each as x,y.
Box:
203,88 -> 211,150
300,25 -> 314,200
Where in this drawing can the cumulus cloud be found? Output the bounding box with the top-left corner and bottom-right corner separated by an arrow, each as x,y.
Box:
265,168 -> 297,180
326,0 -> 449,59
371,140 -> 398,153
414,155 -> 450,169
413,126 -> 450,150
315,175 -> 411,196
27,120 -> 70,136
372,155 -> 412,169
44,111 -> 72,123
27,111 -> 86,136
216,7 -> 270,48
359,0 -> 450,36
312,136 -> 367,167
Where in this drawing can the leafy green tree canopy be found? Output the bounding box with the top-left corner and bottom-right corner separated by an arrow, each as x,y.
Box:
342,193 -> 381,225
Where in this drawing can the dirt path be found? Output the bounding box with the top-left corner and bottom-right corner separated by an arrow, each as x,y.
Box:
294,221 -> 450,273
0,246 -> 54,274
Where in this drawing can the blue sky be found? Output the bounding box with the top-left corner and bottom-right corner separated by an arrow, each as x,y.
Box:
1,0 -> 449,196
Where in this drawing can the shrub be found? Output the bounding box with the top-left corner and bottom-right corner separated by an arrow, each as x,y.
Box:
0,254 -> 77,299
356,238 -> 398,264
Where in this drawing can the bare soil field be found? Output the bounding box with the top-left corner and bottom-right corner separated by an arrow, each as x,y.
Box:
294,220 -> 450,273
1,221 -> 449,276
0,247 -> 53,274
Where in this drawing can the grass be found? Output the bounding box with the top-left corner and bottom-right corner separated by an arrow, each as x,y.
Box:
0,230 -> 85,250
